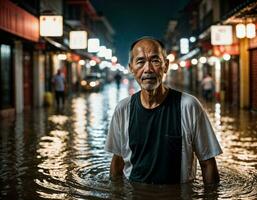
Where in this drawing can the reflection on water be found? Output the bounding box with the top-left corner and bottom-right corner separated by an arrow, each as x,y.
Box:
1,81 -> 257,199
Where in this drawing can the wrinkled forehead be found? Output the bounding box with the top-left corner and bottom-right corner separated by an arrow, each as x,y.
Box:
132,40 -> 163,58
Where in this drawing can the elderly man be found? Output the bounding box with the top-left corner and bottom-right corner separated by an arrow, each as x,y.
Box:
105,37 -> 222,185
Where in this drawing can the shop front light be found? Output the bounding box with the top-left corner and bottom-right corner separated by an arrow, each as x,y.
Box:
223,53 -> 231,61
246,23 -> 256,39
191,58 -> 198,65
236,23 -> 246,39
199,57 -> 207,64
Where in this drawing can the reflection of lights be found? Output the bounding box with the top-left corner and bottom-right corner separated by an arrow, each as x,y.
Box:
191,58 -> 198,65
167,54 -> 175,62
57,54 -> 67,60
79,60 -> 85,65
199,56 -> 207,64
223,53 -> 231,61
179,61 -> 186,67
89,60 -> 96,66
48,115 -> 68,125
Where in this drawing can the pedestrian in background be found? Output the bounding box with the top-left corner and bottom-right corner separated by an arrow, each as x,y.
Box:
105,37 -> 222,185
201,73 -> 215,101
52,69 -> 66,108
114,72 -> 122,89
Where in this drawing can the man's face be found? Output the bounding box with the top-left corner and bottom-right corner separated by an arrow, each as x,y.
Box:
129,40 -> 168,91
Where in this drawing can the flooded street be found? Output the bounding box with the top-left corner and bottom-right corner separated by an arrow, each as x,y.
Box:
1,81 -> 257,200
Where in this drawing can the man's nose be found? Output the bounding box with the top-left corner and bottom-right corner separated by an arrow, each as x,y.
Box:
144,61 -> 154,73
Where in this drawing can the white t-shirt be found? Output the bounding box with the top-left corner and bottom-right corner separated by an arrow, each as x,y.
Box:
105,91 -> 222,183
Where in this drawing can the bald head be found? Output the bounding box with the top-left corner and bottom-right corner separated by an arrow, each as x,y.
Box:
129,37 -> 167,64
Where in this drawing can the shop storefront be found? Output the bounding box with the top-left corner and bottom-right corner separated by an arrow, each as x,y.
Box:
249,36 -> 257,110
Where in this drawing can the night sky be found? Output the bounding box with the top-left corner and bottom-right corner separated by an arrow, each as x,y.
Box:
91,0 -> 189,66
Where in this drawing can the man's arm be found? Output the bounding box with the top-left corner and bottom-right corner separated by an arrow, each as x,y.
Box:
110,154 -> 124,179
199,157 -> 220,185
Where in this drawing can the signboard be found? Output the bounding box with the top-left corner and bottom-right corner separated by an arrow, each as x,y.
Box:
40,16 -> 63,37
180,38 -> 189,54
88,38 -> 100,52
69,31 -> 87,49
211,25 -> 233,45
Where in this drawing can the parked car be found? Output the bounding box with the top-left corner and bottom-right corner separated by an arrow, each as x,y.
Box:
80,73 -> 104,91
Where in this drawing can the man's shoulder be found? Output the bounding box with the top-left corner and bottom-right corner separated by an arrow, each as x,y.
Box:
115,96 -> 131,112
178,90 -> 204,115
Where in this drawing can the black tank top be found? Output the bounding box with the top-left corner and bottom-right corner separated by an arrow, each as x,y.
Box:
128,89 -> 182,184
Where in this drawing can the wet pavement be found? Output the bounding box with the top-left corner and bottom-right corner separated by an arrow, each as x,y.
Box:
1,80 -> 257,200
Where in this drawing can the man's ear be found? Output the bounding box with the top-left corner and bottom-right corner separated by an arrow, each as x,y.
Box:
129,63 -> 134,74
164,58 -> 169,73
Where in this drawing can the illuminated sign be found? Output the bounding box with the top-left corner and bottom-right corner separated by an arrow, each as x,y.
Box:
40,16 -> 63,37
180,38 -> 189,54
69,31 -> 87,49
211,25 -> 232,45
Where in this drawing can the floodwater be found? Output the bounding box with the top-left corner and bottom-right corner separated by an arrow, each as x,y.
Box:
1,80 -> 257,200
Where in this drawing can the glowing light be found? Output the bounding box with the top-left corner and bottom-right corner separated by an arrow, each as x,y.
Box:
89,60 -> 97,66
246,23 -> 256,39
236,24 -> 246,39
191,58 -> 198,65
211,25 -> 233,45
97,46 -> 106,58
79,60 -> 85,65
69,31 -> 87,49
179,61 -> 186,67
199,56 -> 207,64
180,38 -> 189,54
223,53 -> 231,61
111,56 -> 118,63
105,49 -> 112,60
57,54 -> 67,60
189,36 -> 196,43
88,38 -> 100,52
167,54 -> 175,62
81,80 -> 87,86
40,16 -> 63,36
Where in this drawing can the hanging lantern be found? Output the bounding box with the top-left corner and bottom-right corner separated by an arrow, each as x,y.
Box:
236,23 -> 246,38
246,23 -> 256,39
